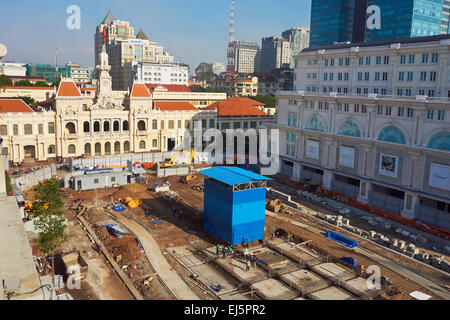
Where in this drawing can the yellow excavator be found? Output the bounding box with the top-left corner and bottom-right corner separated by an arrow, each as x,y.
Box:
161,150 -> 194,168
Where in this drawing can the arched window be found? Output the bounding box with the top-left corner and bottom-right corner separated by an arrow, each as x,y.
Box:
123,120 -> 129,131
94,121 -> 100,133
104,142 -> 111,155
84,143 -> 91,156
152,119 -> 157,130
305,117 -> 324,132
138,120 -> 146,131
139,140 -> 146,150
103,121 -> 110,132
114,141 -> 121,154
83,121 -> 90,133
152,139 -> 158,148
68,144 -> 76,154
337,121 -> 361,137
48,145 -> 56,154
427,132 -> 450,151
124,141 -> 130,152
65,122 -> 76,135
113,121 -> 120,132
95,143 -> 101,156
378,126 -> 406,144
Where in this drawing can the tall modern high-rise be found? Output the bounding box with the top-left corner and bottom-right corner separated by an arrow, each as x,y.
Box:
310,0 -> 448,47
260,37 -> 291,73
229,41 -> 260,73
282,27 -> 310,68
95,11 -> 174,90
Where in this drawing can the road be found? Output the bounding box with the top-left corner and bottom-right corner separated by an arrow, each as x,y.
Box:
113,213 -> 200,300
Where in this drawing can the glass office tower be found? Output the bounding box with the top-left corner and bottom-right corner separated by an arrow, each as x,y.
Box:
310,0 -> 446,47
365,0 -> 444,41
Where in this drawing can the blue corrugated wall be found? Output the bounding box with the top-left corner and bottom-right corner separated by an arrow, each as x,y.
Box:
203,179 -> 266,245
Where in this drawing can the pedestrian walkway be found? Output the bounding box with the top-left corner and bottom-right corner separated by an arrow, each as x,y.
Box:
113,213 -> 200,300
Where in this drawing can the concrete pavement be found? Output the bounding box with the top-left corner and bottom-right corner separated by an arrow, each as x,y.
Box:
113,213 -> 200,300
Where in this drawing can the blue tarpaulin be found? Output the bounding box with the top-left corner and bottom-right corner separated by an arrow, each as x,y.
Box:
325,231 -> 360,248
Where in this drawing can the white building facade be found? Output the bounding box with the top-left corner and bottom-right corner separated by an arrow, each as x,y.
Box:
268,36 -> 450,231
133,62 -> 188,85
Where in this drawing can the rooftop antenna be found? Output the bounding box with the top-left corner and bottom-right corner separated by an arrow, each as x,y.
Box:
226,0 -> 235,72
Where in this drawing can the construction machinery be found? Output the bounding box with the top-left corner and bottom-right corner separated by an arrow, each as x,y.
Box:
24,201 -> 48,214
183,172 -> 198,184
161,150 -> 194,168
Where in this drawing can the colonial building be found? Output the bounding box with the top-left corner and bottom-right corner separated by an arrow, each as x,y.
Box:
267,35 -> 450,230
0,47 -> 215,162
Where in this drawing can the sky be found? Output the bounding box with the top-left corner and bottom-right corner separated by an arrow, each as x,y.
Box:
0,0 -> 311,70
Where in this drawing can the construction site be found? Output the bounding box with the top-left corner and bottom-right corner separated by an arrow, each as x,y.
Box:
13,150 -> 450,301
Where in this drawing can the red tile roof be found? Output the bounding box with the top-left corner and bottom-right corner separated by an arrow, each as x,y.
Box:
131,83 -> 151,97
0,99 -> 34,113
146,84 -> 191,93
154,101 -> 198,111
205,98 -> 269,117
56,80 -> 81,97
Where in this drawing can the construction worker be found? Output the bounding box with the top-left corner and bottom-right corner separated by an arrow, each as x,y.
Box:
228,246 -> 233,256
216,244 -> 220,257
243,248 -> 249,259
252,254 -> 257,267
246,259 -> 251,272
245,238 -> 250,248
222,246 -> 227,259
172,207 -> 177,218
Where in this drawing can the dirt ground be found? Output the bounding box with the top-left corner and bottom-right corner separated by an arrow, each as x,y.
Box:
22,170 -> 449,301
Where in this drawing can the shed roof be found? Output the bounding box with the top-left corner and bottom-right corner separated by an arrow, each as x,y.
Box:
200,166 -> 271,186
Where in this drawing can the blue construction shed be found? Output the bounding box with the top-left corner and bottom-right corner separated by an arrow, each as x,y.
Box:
200,166 -> 272,246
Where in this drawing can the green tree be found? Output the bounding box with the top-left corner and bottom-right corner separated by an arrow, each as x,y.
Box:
195,62 -> 215,83
250,94 -> 276,109
7,96 -> 37,106
34,81 -> 50,87
0,75 -> 12,88
15,80 -> 33,87
33,179 -> 69,281
51,78 -> 61,87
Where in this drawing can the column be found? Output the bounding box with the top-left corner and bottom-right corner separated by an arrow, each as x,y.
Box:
292,162 -> 301,181
401,192 -> 419,220
323,170 -> 333,189
357,180 -> 372,204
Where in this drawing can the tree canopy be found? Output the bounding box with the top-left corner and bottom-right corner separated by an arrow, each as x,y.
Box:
250,94 -> 276,109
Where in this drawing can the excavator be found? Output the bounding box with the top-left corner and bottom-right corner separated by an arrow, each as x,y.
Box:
161,150 -> 194,168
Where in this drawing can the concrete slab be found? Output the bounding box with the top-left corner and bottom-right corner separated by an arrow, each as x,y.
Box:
249,247 -> 299,275
341,277 -> 380,297
311,263 -> 356,282
308,286 -> 355,300
202,246 -> 220,259
167,246 -> 205,268
219,291 -> 258,300
215,257 -> 267,284
168,245 -> 196,257
250,279 -> 299,300
190,263 -> 240,296
280,269 -> 330,294
0,197 -> 43,300
268,241 -> 322,267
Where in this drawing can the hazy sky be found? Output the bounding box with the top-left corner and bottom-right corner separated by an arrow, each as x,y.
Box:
0,0 -> 311,70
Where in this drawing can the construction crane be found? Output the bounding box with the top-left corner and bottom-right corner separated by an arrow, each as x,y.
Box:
160,150 -> 194,168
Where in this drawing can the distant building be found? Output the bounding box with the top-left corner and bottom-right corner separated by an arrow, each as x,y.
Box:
260,36 -> 291,73
212,62 -> 225,75
133,62 -> 188,85
212,73 -> 259,97
282,27 -> 310,68
67,62 -> 94,84
26,63 -> 71,83
0,63 -> 27,77
95,11 -> 175,90
229,41 -> 260,73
